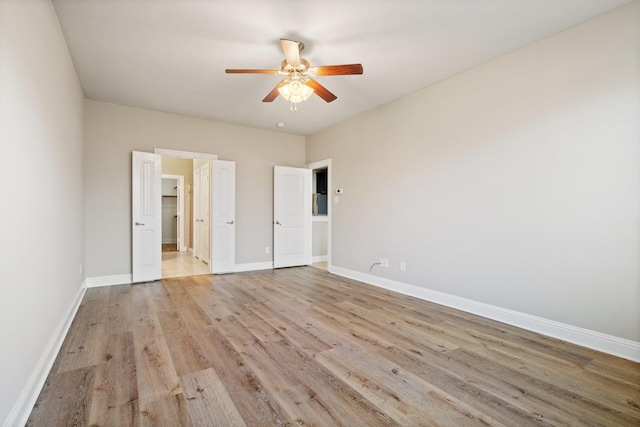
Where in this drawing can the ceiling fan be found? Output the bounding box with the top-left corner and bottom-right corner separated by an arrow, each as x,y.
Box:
225,39 -> 363,111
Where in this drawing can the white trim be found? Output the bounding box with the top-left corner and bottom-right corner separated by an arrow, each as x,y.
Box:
5,282 -> 86,427
86,274 -> 133,288
330,266 -> 640,363
154,148 -> 217,160
86,263 -> 276,285
234,262 -> 273,273
312,255 -> 328,263
312,215 -> 329,222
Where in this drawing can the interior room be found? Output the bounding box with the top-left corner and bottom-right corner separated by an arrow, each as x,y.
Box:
1,0 -> 639,425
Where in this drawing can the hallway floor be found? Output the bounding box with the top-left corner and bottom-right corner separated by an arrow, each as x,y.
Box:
312,261 -> 328,271
162,250 -> 210,278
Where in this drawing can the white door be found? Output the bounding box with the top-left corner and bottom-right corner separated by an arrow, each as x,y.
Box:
200,162 -> 211,264
193,167 -> 201,258
212,160 -> 236,273
274,166 -> 311,268
132,151 -> 162,283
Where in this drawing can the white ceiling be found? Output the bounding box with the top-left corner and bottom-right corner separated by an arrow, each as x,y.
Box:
52,0 -> 633,136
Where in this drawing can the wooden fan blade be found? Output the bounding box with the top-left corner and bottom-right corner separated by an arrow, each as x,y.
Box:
280,39 -> 301,67
262,81 -> 287,102
225,69 -> 279,74
305,79 -> 337,103
311,64 -> 363,76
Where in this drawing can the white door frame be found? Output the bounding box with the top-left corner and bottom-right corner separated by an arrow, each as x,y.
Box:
193,166 -> 201,258
155,149 -> 217,274
307,159 -> 332,272
198,161 -> 212,264
161,174 -> 185,251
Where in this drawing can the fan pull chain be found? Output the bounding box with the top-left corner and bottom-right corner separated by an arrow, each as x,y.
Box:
290,102 -> 298,112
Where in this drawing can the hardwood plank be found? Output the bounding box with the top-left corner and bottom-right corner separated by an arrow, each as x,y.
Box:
134,332 -> 183,405
448,347 -> 640,426
29,267 -> 640,426
53,287 -> 110,373
181,368 -> 247,427
131,283 -> 183,405
234,302 -> 284,344
140,393 -> 192,426
584,354 -> 640,388
161,329 -> 212,377
247,301 -> 332,355
316,345 -> 498,426
185,283 -> 235,319
27,366 -> 96,426
87,332 -> 139,425
219,315 -> 396,426
103,284 -> 134,336
378,345 -> 554,427
265,339 -> 399,426
193,326 -> 291,425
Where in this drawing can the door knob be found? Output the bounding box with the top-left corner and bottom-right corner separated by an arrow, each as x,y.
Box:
275,221 -> 282,225
227,220 -> 234,225
135,222 -> 145,226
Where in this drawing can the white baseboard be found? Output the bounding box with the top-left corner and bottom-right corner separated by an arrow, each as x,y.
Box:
234,262 -> 273,273
84,263 -> 277,286
85,274 -> 132,288
330,266 -> 640,363
311,255 -> 328,263
4,281 -> 86,427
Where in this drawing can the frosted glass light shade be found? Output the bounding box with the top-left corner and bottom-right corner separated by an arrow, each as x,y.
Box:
278,78 -> 313,103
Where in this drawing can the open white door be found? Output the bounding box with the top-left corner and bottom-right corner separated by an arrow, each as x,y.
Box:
212,160 -> 236,273
132,151 -> 162,283
274,166 -> 311,268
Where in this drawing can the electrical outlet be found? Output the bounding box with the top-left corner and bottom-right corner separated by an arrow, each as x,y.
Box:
379,258 -> 384,267
383,258 -> 389,268
265,247 -> 270,254
400,261 -> 406,271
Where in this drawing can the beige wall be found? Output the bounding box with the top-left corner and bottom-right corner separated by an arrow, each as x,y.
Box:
312,220 -> 328,257
162,157 -> 193,248
307,2 -> 640,341
84,100 -> 305,277
0,0 -> 85,423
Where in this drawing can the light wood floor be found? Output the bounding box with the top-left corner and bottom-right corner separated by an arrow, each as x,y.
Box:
311,261 -> 328,271
28,267 -> 640,426
162,250 -> 209,279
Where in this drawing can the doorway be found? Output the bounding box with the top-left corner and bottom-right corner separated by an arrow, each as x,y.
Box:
161,174 -> 184,252
160,156 -> 210,278
132,149 -> 236,282
307,159 -> 331,272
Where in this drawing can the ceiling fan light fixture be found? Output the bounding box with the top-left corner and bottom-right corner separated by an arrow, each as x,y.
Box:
226,38 -> 361,108
278,74 -> 313,107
